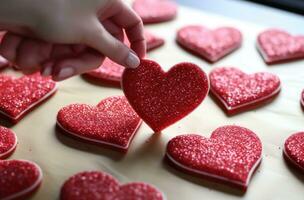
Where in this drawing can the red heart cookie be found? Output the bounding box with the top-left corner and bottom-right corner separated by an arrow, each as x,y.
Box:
209,67 -> 281,115
0,73 -> 57,123
145,30 -> 165,51
133,0 -> 177,24
122,59 -> 209,133
257,29 -> 304,64
166,125 -> 262,190
0,159 -> 43,200
85,31 -> 164,86
283,132 -> 304,172
0,126 -> 17,159
60,171 -> 164,200
57,96 -> 142,151
177,25 -> 242,62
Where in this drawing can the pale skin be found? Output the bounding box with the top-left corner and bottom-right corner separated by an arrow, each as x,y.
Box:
0,0 -> 146,81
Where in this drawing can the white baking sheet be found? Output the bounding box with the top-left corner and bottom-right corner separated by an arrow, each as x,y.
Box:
3,2 -> 304,200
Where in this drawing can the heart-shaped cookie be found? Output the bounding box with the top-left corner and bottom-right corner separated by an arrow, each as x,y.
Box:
0,73 -> 57,123
257,29 -> 304,64
283,132 -> 304,172
57,96 -> 142,151
85,31 -> 164,86
177,25 -> 242,62
133,0 -> 177,24
0,159 -> 43,200
145,30 -> 165,51
166,125 -> 262,190
209,67 -> 281,115
0,126 -> 17,159
60,171 -> 164,200
122,59 -> 209,133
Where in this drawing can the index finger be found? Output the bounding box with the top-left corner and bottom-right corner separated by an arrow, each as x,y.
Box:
104,1 -> 146,58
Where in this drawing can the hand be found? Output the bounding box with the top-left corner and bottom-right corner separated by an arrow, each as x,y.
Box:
0,0 -> 145,81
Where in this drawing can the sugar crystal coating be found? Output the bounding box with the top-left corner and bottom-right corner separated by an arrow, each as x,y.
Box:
209,67 -> 280,113
257,29 -> 304,64
122,59 -> 209,132
166,125 -> 262,188
177,25 -> 242,62
61,171 -> 164,200
0,160 -> 42,199
57,96 -> 142,150
0,126 -> 17,159
0,73 -> 57,121
133,0 -> 177,24
110,183 -> 164,200
61,171 -> 120,200
284,132 -> 304,171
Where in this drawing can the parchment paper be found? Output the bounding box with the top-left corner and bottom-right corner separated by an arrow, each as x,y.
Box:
3,2 -> 304,200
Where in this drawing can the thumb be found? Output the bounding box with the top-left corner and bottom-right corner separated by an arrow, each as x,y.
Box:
83,18 -> 140,68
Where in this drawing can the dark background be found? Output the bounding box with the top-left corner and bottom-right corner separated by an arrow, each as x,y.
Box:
176,0 -> 304,33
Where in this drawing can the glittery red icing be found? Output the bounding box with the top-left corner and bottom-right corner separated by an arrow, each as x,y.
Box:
177,25 -> 242,62
0,160 -> 43,200
61,171 -> 164,200
122,59 -> 209,133
209,67 -> 281,115
257,29 -> 304,64
85,31 -> 164,86
133,0 -> 177,24
0,126 -> 17,159
166,125 -> 262,190
0,73 -> 57,122
57,96 -> 142,151
284,132 -> 304,171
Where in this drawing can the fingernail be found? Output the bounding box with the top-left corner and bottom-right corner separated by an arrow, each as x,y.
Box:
41,65 -> 52,76
125,52 -> 140,68
57,67 -> 75,81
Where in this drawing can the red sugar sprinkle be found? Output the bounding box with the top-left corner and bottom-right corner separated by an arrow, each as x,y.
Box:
284,132 -> 304,171
122,59 -> 209,133
133,0 -> 177,24
177,25 -> 242,62
0,160 -> 42,199
209,67 -> 281,115
0,126 -> 17,159
257,29 -> 304,64
166,125 -> 262,190
0,73 -> 57,122
57,96 -> 142,151
60,171 -> 164,200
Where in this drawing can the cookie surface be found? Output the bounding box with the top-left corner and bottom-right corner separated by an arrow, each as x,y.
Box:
283,132 -> 304,171
57,96 -> 142,151
133,0 -> 177,24
166,125 -> 262,190
257,29 -> 304,64
85,31 -> 164,86
0,160 -> 43,200
177,25 -> 242,62
122,59 -> 209,132
209,67 -> 280,115
60,171 -> 164,200
0,126 -> 17,159
0,73 -> 57,122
